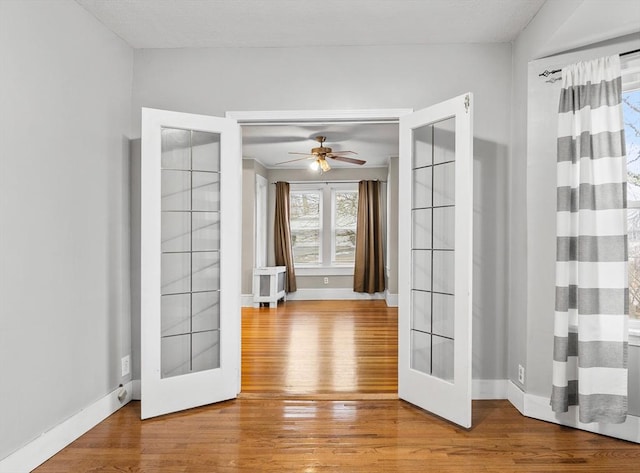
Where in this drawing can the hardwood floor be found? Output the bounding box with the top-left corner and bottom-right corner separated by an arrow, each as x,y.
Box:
35,400 -> 640,472
33,300 -> 639,472
241,300 -> 398,398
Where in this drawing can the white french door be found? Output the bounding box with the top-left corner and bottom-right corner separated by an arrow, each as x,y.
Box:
398,93 -> 474,428
140,108 -> 241,419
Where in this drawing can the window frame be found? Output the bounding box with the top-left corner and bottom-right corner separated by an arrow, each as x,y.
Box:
289,182 -> 359,272
622,52 -> 640,338
331,187 -> 359,266
289,187 -> 323,267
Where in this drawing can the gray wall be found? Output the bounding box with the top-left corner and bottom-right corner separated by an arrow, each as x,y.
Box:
525,34 -> 640,407
509,0 -> 640,405
0,0 -> 133,460
508,0 -> 583,393
131,42 -> 511,381
386,157 -> 399,295
241,159 -> 268,294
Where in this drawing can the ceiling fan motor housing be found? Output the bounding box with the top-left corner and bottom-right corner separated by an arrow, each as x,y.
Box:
311,146 -> 332,155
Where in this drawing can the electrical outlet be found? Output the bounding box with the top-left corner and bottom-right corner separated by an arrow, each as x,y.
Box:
324,277 -> 329,284
518,364 -> 525,384
121,355 -> 130,377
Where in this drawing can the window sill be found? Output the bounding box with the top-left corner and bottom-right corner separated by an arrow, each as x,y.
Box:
295,266 -> 355,276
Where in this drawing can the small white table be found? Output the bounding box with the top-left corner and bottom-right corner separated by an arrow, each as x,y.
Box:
252,266 -> 286,308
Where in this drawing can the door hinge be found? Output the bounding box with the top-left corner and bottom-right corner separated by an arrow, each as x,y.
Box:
464,94 -> 470,114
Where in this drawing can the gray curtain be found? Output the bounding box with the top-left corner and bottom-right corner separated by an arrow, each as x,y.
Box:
274,182 -> 296,292
353,180 -> 385,293
551,55 -> 628,423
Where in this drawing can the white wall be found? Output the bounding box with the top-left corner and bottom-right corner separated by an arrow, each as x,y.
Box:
0,0 -> 133,461
131,42 -> 511,381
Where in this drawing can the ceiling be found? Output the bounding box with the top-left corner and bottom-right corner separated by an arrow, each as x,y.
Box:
76,0 -> 546,169
242,123 -> 399,169
76,0 -> 545,49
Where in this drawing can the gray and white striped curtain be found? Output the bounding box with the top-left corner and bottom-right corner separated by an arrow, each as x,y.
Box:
551,55 -> 628,424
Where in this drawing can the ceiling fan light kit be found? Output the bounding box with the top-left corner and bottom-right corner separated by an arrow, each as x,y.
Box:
278,135 -> 367,171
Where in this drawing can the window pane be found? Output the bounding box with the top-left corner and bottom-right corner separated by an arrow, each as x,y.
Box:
290,191 -> 322,264
292,230 -> 320,263
629,209 -> 640,320
625,88 -> 640,320
290,192 -> 321,226
624,89 -> 640,201
334,229 -> 356,262
335,191 -> 358,227
333,190 -> 358,263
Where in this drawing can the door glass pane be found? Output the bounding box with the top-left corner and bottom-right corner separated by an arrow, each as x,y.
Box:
433,162 -> 455,207
161,334 -> 191,378
192,291 -> 220,332
433,118 -> 455,165
412,290 -> 431,333
411,330 -> 431,374
412,208 -> 432,249
192,131 -> 220,172
161,294 -> 191,337
160,128 -> 221,379
161,128 -> 191,170
410,119 -> 456,381
161,211 -> 191,253
192,212 -> 220,251
192,330 -> 221,371
432,335 -> 454,382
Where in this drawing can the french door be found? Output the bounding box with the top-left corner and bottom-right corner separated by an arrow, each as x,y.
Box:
398,94 -> 474,428
140,108 -> 241,419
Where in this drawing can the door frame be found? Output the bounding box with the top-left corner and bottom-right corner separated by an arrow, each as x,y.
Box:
226,108 -> 411,395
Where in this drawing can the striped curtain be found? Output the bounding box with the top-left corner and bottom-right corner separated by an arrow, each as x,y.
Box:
551,55 -> 628,424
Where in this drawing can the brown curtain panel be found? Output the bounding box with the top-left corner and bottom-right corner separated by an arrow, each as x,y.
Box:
354,180 -> 385,293
274,181 -> 297,292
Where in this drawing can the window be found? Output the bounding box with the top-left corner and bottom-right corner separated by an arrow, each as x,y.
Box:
332,189 -> 358,264
289,190 -> 322,265
289,183 -> 359,267
623,53 -> 640,327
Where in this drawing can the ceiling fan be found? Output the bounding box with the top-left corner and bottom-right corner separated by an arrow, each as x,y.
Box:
277,136 -> 366,172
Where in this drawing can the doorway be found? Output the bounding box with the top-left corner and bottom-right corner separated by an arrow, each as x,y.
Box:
228,109 -> 408,398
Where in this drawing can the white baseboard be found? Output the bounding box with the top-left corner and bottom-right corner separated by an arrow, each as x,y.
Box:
243,291 -> 394,307
385,291 -> 398,307
241,294 -> 254,307
472,379 -> 508,400
507,380 -> 525,414
506,382 -> 640,443
286,288 -> 385,301
0,382 -> 133,473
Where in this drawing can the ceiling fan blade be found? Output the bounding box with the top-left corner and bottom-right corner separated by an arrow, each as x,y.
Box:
328,155 -> 367,165
329,150 -> 358,155
276,156 -> 315,165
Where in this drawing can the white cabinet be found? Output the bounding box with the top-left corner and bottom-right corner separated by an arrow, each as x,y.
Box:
253,266 -> 286,308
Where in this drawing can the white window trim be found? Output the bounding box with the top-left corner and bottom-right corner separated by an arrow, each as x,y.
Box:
331,187 -> 358,266
623,53 -> 640,345
289,186 -> 323,266
290,182 -> 358,272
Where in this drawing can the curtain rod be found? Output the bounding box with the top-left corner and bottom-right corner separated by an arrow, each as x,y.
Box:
538,48 -> 640,78
271,179 -> 386,185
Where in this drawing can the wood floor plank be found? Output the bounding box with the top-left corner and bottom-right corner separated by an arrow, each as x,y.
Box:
241,300 -> 398,396
34,400 -> 639,472
32,300 -> 638,472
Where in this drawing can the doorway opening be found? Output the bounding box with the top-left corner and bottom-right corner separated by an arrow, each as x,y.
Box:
227,109 -> 409,399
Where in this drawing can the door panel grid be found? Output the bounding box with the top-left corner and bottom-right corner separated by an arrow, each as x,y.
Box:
410,117 -> 456,381
160,127 -> 221,379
